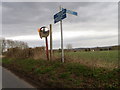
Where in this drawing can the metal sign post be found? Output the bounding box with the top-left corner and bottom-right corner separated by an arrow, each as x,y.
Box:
53,6 -> 77,63
54,7 -> 66,63
60,6 -> 64,63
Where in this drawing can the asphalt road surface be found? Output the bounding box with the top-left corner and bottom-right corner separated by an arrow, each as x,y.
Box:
1,66 -> 35,88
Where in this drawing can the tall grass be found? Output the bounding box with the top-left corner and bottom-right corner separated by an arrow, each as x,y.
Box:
2,58 -> 119,88
54,50 -> 118,69
5,47 -> 118,69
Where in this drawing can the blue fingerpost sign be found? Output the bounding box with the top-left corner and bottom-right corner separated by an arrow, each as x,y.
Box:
54,9 -> 67,23
62,8 -> 78,16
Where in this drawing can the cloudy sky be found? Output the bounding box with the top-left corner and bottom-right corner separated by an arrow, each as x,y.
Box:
1,1 -> 119,49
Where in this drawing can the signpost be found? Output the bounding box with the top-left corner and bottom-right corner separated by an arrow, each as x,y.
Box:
54,8 -> 66,23
37,6 -> 77,62
59,6 -> 64,63
53,6 -> 78,63
53,7 -> 67,63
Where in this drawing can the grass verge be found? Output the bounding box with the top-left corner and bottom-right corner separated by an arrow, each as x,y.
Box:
2,58 -> 119,88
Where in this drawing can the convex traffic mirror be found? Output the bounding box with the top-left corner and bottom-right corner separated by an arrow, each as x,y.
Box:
38,26 -> 49,39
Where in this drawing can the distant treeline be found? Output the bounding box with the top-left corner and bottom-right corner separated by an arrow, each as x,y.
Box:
0,38 -> 28,54
55,45 -> 120,52
71,45 -> 119,52
3,44 -> 119,60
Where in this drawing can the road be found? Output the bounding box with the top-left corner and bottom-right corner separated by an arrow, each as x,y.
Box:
1,66 -> 35,88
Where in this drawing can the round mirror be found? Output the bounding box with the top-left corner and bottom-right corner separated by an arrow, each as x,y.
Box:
38,26 -> 49,39
40,26 -> 49,33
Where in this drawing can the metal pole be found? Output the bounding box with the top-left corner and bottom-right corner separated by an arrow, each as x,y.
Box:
50,24 -> 53,61
45,37 -> 49,60
60,6 -> 64,63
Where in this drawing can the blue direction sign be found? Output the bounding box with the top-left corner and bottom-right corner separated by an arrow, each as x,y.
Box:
62,8 -> 77,16
54,9 -> 66,23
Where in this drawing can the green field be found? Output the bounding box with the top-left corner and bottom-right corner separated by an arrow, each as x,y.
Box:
54,50 -> 118,69
2,50 -> 119,88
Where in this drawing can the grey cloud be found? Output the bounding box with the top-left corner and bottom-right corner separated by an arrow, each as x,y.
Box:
3,2 -> 114,25
64,34 -> 117,42
2,2 -> 118,48
65,2 -> 117,23
24,40 -> 45,47
24,34 -> 118,49
2,2 -> 56,24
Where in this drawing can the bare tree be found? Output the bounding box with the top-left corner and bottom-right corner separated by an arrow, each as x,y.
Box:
0,38 -> 7,53
0,38 -> 3,54
6,40 -> 15,48
0,38 -> 29,53
66,44 -> 72,50
18,41 -> 28,49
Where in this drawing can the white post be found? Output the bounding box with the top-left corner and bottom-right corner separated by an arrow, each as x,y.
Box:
60,6 -> 64,63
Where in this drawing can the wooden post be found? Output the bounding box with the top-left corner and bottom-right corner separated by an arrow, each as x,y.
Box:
45,37 -> 49,60
50,24 -> 53,61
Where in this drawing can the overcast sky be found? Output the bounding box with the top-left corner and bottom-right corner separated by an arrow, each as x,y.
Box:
1,2 -> 119,49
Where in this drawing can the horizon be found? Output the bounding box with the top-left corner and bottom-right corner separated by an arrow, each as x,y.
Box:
0,37 -> 119,49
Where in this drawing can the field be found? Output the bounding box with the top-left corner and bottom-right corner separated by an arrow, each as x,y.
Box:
55,50 -> 118,69
2,50 -> 120,88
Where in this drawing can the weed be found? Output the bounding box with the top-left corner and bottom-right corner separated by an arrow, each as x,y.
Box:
2,57 -> 119,88
59,72 -> 71,79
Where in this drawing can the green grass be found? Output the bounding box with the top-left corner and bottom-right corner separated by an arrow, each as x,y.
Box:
2,50 -> 119,88
59,72 -> 71,79
2,57 -> 119,88
54,50 -> 119,69
65,50 -> 118,62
